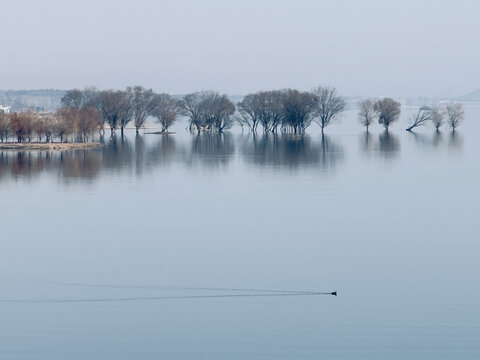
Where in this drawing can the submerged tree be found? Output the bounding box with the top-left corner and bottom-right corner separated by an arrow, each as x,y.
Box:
181,91 -> 211,133
237,90 -> 284,133
237,93 -> 262,132
374,98 -> 401,131
98,90 -> 132,135
312,86 -> 346,133
181,91 -> 235,132
406,106 -> 432,131
151,93 -> 182,132
358,99 -> 376,132
446,103 -> 464,131
205,93 -> 235,132
431,107 -> 445,131
128,86 -> 157,134
281,89 -> 317,134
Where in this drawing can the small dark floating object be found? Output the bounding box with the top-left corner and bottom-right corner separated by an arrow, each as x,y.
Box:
331,291 -> 337,296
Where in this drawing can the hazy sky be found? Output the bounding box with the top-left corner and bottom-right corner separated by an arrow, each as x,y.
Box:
1,0 -> 479,97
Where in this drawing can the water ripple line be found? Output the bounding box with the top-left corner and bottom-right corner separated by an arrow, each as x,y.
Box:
0,291 -> 337,304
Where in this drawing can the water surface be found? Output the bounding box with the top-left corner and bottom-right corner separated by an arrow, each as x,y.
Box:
1,107 -> 479,359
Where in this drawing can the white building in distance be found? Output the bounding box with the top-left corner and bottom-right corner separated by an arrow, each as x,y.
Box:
0,105 -> 12,114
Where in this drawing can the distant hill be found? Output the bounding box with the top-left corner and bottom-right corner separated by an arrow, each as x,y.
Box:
0,89 -> 65,111
457,89 -> 480,102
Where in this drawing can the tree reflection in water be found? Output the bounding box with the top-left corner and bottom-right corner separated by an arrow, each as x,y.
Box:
432,131 -> 443,148
376,131 -> 400,158
185,133 -> 235,168
0,128 -> 465,183
0,150 -> 102,183
448,131 -> 464,151
241,133 -> 343,170
360,132 -> 374,153
146,134 -> 178,169
101,135 -> 135,173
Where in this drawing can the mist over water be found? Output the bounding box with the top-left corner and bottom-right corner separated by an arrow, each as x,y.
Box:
0,107 -> 479,359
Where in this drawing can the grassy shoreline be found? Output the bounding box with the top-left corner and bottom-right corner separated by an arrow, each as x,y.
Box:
0,142 -> 104,151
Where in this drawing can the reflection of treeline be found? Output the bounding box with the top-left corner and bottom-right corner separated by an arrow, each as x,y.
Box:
0,150 -> 101,181
0,133 -> 346,181
241,134 -> 343,169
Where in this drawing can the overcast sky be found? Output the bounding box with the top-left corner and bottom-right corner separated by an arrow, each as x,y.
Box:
1,0 -> 479,97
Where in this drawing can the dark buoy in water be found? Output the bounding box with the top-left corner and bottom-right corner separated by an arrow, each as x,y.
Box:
331,291 -> 337,296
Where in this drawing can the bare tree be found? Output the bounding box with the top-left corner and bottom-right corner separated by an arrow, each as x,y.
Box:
281,89 -> 317,134
406,106 -> 432,131
358,99 -> 376,132
75,106 -> 103,142
20,112 -> 35,143
180,91 -> 234,132
55,108 -> 76,142
205,93 -> 235,132
61,87 -> 99,109
446,103 -> 464,131
151,94 -> 182,132
431,106 -> 445,131
237,93 -> 262,132
127,86 -> 157,134
61,89 -> 84,109
312,86 -> 346,132
116,92 -> 134,137
236,91 -> 284,133
33,115 -> 46,142
265,90 -> 284,133
9,113 -> 24,143
43,114 -> 56,143
99,90 -> 132,135
374,98 -> 401,131
0,113 -> 9,142
180,91 -> 214,133
9,112 -> 35,143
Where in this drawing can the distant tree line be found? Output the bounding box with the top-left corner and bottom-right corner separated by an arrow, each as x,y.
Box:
0,85 -> 465,144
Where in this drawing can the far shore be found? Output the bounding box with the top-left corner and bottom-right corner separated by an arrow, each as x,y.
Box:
0,142 -> 104,151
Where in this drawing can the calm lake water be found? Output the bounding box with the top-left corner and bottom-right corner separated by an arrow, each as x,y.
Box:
1,106 -> 479,359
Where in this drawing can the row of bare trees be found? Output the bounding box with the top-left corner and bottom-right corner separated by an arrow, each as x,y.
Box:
358,98 -> 464,132
1,85 -> 466,144
61,86 -> 235,136
60,86 -> 346,136
61,86 -> 163,136
0,109 -> 102,143
237,87 -> 346,134
405,104 -> 464,132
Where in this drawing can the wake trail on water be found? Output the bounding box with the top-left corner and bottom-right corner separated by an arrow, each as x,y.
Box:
55,281 -> 320,295
0,291 -> 335,304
